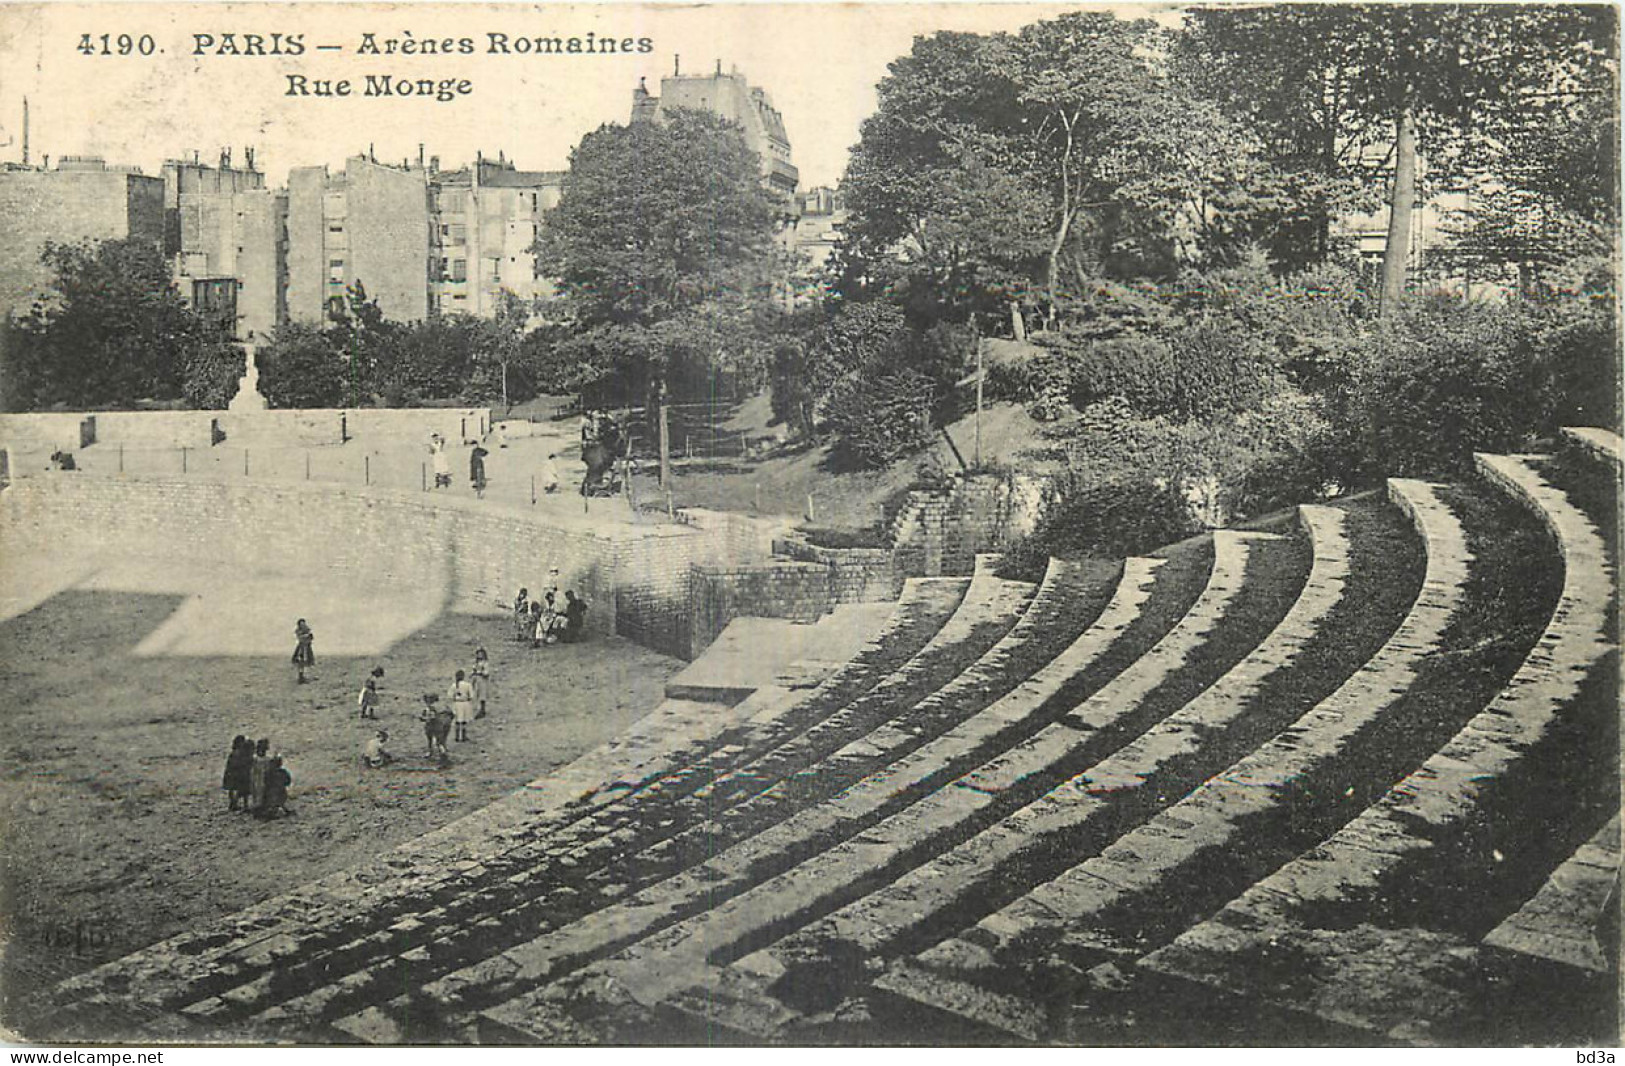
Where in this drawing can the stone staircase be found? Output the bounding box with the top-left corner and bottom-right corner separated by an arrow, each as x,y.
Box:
35,434 -> 1620,1046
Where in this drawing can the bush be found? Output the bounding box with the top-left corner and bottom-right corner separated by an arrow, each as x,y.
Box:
1340,297 -> 1562,478
257,324 -> 349,409
824,364 -> 938,469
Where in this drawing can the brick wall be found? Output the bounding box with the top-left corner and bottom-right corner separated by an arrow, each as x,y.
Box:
889,472 -> 1045,578
686,560 -> 832,660
774,535 -> 900,602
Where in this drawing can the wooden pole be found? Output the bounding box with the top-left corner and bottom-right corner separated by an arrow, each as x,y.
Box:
974,337 -> 984,469
181,447 -> 187,474
658,396 -> 671,490
364,454 -> 370,485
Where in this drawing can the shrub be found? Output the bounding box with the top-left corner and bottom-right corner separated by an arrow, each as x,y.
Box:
823,364 -> 938,469
257,324 -> 349,409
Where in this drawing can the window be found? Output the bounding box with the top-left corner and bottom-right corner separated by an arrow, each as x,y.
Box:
450,258 -> 467,283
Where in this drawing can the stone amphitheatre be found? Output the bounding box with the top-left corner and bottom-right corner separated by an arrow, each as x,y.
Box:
0,408 -> 1617,1046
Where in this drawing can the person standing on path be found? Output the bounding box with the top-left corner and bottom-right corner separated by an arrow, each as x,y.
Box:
449,669 -> 475,742
471,647 -> 492,719
540,452 -> 561,495
470,444 -> 489,498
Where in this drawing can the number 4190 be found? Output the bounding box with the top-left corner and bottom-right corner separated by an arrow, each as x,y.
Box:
78,33 -> 157,55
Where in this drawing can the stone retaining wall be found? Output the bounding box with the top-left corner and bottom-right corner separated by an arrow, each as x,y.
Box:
687,561 -> 833,661
0,474 -> 755,649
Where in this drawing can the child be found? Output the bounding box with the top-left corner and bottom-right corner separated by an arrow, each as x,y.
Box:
258,756 -> 292,819
358,677 -> 380,719
222,736 -> 253,811
363,730 -> 393,769
471,647 -> 492,719
538,591 -> 561,646
292,619 -> 315,684
420,694 -> 453,760
249,738 -> 272,811
563,590 -> 588,643
449,669 -> 475,742
513,588 -> 531,643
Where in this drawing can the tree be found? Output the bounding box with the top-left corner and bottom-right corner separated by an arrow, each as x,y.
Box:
536,109 -> 779,402
1178,5 -> 1616,305
2,237 -> 239,410
839,13 -> 1274,329
256,323 -> 348,409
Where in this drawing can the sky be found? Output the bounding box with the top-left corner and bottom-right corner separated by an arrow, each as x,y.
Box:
0,2 -> 1185,190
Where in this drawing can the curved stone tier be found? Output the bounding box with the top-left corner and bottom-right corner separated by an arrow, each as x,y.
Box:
1142,454 -> 1616,1038
881,478 -> 1471,1040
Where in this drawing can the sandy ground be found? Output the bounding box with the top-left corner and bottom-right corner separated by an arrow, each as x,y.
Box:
0,552 -> 685,1029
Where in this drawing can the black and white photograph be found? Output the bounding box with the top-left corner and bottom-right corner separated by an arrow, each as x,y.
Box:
0,0 -> 1618,1049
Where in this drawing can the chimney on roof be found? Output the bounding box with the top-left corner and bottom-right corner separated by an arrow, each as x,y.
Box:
418,143 -> 425,167
220,147 -> 231,170
674,54 -> 680,76
715,58 -> 721,75
244,146 -> 256,171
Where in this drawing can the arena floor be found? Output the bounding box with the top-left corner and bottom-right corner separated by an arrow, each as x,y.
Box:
0,545 -> 685,1031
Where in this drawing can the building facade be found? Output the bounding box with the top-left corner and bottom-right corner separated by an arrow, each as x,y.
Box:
286,156 -> 430,325
164,153 -> 287,341
631,64 -> 800,200
0,157 -> 164,323
428,156 -> 564,317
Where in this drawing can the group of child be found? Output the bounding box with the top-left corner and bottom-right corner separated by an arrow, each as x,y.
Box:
513,586 -> 588,647
220,737 -> 294,819
357,649 -> 492,770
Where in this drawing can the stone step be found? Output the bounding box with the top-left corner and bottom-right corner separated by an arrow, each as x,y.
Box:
1141,454 -> 1616,1038
224,573 -> 1024,1032
663,603 -> 896,704
458,531 -> 1278,1036
884,477 -> 1473,1040
760,505 -> 1347,977
331,552 -> 1173,1041
1483,812 -> 1620,974
1560,425 -> 1624,474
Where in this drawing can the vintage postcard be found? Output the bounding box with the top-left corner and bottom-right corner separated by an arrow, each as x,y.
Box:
0,0 -> 1618,1049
